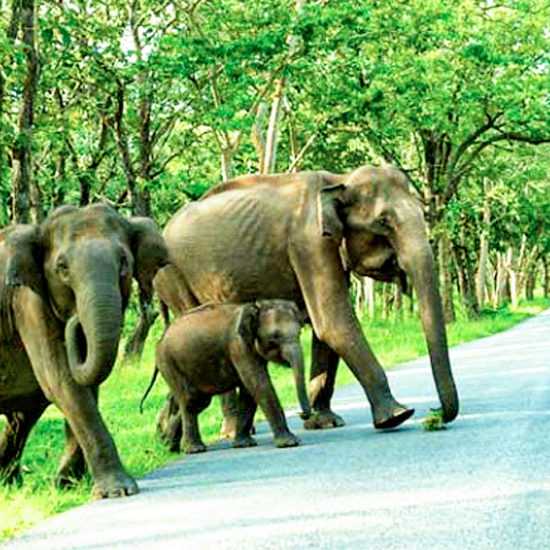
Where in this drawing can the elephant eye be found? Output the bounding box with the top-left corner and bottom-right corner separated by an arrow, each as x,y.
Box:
56,256 -> 69,275
376,213 -> 392,230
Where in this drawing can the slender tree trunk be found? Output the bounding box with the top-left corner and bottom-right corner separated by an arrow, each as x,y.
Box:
453,239 -> 478,318
262,79 -> 285,174
287,104 -> 300,173
394,281 -> 403,318
0,0 -> 21,198
495,250 -> 511,307
438,230 -> 455,322
525,268 -> 536,301
543,256 -> 549,298
381,283 -> 392,319
221,147 -> 233,181
253,102 -> 269,172
475,191 -> 490,309
11,0 -> 41,224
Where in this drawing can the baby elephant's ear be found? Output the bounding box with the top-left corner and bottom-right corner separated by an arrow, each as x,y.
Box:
237,303 -> 260,346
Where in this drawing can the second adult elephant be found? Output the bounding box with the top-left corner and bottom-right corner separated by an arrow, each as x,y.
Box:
154,165 -> 459,435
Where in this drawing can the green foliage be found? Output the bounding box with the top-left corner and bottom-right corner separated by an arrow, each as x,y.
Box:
420,408 -> 447,431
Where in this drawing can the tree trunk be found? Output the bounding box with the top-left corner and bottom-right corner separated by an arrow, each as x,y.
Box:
452,240 -> 479,318
495,250 -> 511,307
0,1 -> 21,198
221,147 -> 233,181
252,102 -> 269,172
382,283 -> 392,319
543,256 -> 549,298
11,0 -> 41,224
438,231 -> 455,323
475,193 -> 490,310
394,281 -> 403,318
262,79 -> 285,174
525,267 -> 535,301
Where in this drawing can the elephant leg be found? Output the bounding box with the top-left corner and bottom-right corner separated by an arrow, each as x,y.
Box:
0,399 -> 48,484
14,287 -> 138,499
158,357 -> 208,454
304,335 -> 345,430
233,386 -> 257,448
156,394 -> 183,452
219,390 -> 239,440
231,348 -> 299,449
57,386 -> 100,486
181,392 -> 210,455
52,386 -> 137,499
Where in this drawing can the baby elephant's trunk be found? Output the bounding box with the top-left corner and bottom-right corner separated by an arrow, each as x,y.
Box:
282,344 -> 311,420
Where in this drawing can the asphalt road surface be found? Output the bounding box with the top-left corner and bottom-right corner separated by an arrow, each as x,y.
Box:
3,310 -> 549,550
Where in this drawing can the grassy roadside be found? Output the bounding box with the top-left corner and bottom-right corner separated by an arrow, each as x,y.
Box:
0,298 -> 547,540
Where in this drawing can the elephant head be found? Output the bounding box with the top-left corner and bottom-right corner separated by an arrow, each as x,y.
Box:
4,203 -> 168,387
319,166 -> 459,423
238,300 -> 311,419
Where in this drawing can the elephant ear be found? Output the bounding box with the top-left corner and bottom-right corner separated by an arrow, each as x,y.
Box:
1,225 -> 45,339
319,178 -> 346,242
4,225 -> 44,291
127,217 -> 169,298
236,303 -> 260,348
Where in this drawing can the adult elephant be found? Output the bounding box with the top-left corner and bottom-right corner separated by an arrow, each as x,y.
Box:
154,165 -> 459,436
0,203 -> 168,498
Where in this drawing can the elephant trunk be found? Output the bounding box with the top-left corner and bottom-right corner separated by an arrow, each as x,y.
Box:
400,241 -> 459,423
281,344 -> 311,419
65,252 -> 123,387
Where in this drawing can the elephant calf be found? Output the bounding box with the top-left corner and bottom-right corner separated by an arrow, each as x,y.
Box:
156,300 -> 311,453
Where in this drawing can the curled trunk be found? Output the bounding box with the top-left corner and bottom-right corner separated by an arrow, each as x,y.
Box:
65,281 -> 123,387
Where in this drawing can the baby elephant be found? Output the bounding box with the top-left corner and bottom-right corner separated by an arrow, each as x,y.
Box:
156,300 -> 311,453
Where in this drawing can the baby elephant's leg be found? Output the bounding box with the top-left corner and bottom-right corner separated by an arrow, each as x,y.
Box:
234,361 -> 300,448
233,386 -> 257,448
158,357 -> 208,454
181,392 -> 211,454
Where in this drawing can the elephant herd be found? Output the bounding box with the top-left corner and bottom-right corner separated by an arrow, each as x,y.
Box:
0,165 -> 459,499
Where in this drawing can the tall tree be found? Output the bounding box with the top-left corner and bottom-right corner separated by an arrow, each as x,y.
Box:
11,0 -> 41,223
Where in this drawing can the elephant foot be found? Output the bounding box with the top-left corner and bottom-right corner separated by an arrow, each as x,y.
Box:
91,471 -> 139,500
233,435 -> 257,448
273,432 -> 300,448
182,441 -> 207,454
373,405 -> 414,430
303,410 -> 345,430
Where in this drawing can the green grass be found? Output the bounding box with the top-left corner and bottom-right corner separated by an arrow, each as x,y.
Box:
0,297 -> 547,540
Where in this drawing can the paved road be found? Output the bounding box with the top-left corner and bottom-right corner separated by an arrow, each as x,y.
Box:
3,310 -> 550,550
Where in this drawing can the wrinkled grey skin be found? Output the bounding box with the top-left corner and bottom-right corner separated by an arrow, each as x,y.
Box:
0,203 -> 168,499
156,300 -> 310,453
154,165 -> 459,437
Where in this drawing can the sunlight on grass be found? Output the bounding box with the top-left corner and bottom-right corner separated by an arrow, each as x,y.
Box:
0,297 -> 547,540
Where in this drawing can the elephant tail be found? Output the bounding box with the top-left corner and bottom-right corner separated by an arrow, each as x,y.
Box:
139,367 -> 160,414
